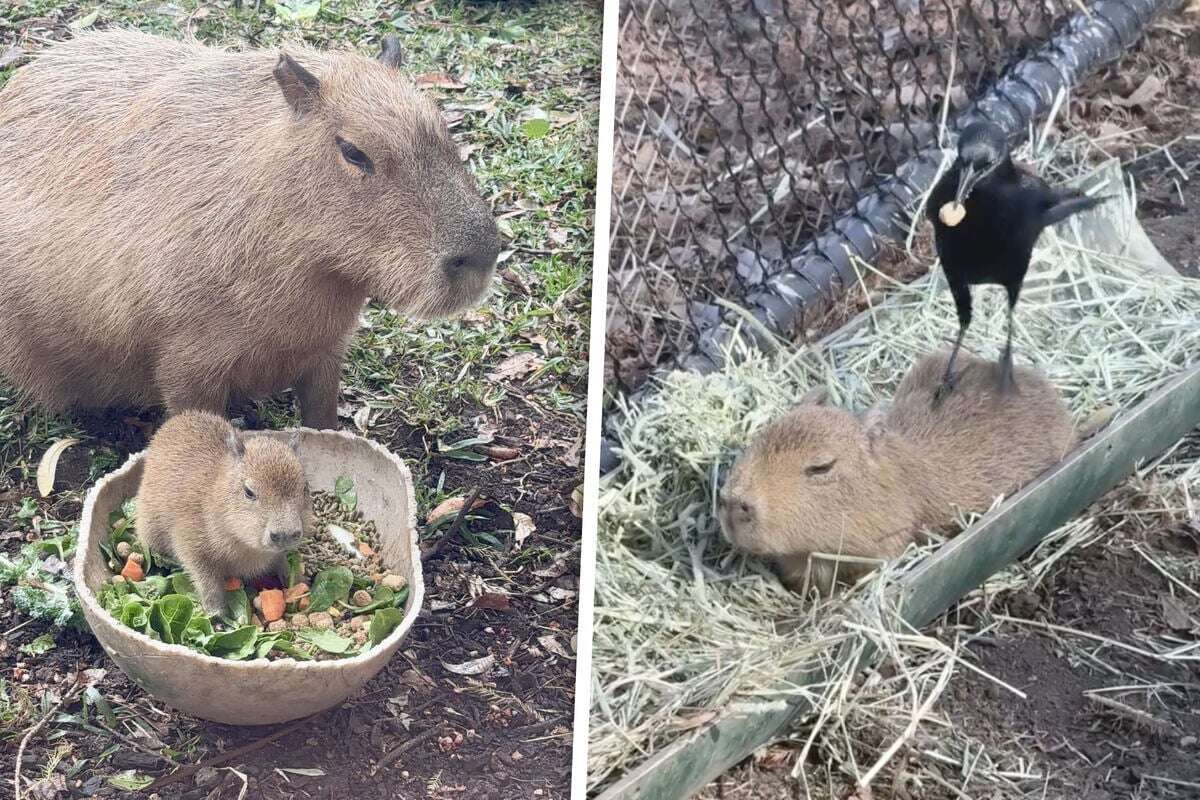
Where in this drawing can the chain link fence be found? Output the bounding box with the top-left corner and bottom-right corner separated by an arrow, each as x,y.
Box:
606,0 -> 1161,394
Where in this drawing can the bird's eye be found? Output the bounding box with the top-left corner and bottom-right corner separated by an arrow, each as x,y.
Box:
244,484 -> 257,501
336,136 -> 374,174
805,460 -> 837,476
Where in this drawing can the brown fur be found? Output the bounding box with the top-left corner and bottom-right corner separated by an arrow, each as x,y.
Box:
719,350 -> 1075,594
136,411 -> 313,614
0,31 -> 498,428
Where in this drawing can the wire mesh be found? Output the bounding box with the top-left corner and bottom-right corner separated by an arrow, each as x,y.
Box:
606,0 -> 1083,393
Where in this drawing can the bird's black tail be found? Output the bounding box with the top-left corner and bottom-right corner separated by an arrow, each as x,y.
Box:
1042,191 -> 1118,227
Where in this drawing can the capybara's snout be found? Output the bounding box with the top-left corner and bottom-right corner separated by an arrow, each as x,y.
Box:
431,206 -> 500,314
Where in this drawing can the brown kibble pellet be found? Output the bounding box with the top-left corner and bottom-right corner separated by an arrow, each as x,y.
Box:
308,611 -> 333,629
267,619 -> 288,632
351,589 -> 372,607
115,541 -> 131,559
380,573 -> 406,591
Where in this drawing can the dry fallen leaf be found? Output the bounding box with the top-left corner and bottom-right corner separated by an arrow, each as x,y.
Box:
568,485 -> 584,518
532,558 -> 571,579
473,592 -> 511,611
487,352 -> 545,383
520,333 -> 550,353
441,654 -> 495,676
37,438 -> 80,498
512,512 -> 536,547
400,668 -> 434,689
427,495 -> 487,526
480,444 -> 520,461
415,72 -> 466,90
538,635 -> 570,659
1112,74 -> 1163,108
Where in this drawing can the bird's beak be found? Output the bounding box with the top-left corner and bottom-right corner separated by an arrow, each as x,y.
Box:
954,163 -> 978,204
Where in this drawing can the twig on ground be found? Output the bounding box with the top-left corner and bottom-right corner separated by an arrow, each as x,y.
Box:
421,486 -> 482,562
14,685 -> 81,800
1085,693 -> 1175,735
372,724 -> 446,774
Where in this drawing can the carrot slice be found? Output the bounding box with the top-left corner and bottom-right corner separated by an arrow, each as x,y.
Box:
120,557 -> 144,582
257,588 -> 286,622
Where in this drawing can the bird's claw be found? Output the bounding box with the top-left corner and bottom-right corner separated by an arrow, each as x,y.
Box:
997,352 -> 1018,395
932,374 -> 957,407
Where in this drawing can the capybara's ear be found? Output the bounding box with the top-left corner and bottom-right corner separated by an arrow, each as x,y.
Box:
798,385 -> 830,406
862,405 -> 889,452
225,428 -> 246,459
288,430 -> 302,453
378,35 -> 404,70
273,52 -> 321,114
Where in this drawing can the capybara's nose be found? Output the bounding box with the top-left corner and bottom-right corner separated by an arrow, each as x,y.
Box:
270,530 -> 300,548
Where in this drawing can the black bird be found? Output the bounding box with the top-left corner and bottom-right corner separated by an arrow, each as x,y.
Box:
926,121 -> 1113,400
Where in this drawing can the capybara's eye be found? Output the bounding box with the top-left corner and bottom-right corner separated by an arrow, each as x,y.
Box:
244,483 -> 257,501
335,136 -> 374,175
805,460 -> 837,476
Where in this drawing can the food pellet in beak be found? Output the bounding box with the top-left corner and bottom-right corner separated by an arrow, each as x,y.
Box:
939,201 -> 966,227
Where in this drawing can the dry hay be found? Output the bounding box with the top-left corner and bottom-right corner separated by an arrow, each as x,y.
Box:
589,155 -> 1200,792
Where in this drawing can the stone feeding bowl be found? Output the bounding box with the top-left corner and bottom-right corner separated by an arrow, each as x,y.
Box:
72,428 -> 423,725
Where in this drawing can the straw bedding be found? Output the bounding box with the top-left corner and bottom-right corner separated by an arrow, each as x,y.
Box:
589,165 -> 1200,791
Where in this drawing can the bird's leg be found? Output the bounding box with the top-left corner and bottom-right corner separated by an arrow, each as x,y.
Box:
934,327 -> 966,405
998,283 -> 1021,394
934,280 -> 973,405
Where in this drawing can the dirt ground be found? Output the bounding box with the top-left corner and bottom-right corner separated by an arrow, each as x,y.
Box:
696,10 -> 1200,800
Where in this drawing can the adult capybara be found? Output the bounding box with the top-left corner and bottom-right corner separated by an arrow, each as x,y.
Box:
137,411 -> 312,615
719,350 -> 1075,594
0,31 -> 498,428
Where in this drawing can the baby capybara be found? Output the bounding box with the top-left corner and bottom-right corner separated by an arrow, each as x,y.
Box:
0,31 -> 498,428
137,412 -> 313,615
719,350 -> 1075,595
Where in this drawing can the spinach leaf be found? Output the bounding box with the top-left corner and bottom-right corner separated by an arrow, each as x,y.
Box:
307,567 -> 353,612
368,607 -> 404,646
297,627 -> 354,654
206,625 -> 259,660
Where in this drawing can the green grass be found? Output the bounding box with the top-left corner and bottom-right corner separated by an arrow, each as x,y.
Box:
0,0 -> 598,485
